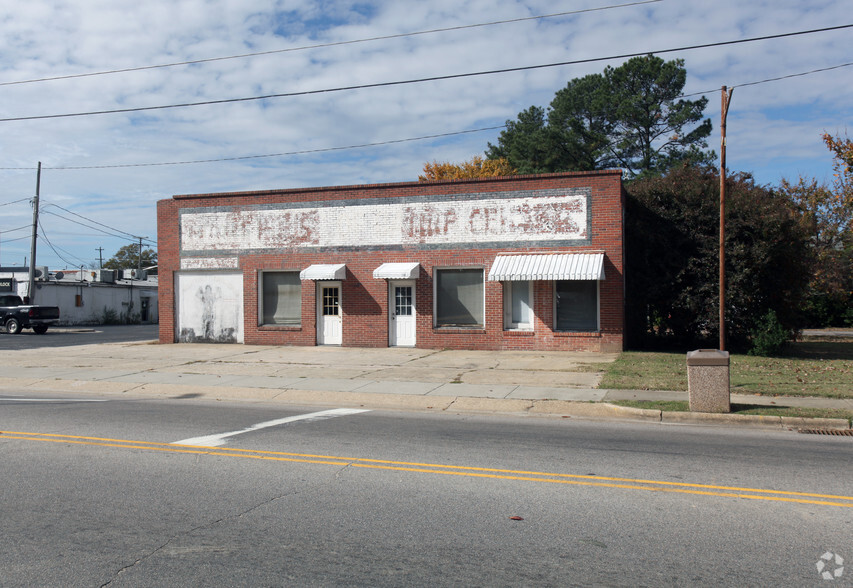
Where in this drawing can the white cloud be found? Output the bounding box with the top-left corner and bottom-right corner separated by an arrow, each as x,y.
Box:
0,0 -> 850,267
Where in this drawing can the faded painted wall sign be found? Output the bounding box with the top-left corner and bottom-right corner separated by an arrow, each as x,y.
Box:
181,257 -> 239,270
175,272 -> 244,343
180,190 -> 589,253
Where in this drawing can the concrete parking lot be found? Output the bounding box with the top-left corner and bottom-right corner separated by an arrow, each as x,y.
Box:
0,324 -> 158,349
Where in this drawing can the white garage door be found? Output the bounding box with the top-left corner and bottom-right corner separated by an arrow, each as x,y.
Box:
175,272 -> 244,343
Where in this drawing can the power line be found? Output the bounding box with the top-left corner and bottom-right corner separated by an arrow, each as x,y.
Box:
41,209 -> 154,245
681,61 -> 853,98
2,225 -> 32,234
42,202 -> 149,242
6,52 -> 850,172
1,23 -> 849,124
0,234 -> 30,244
0,58 -> 848,174
0,197 -> 32,207
43,126 -> 506,169
0,1 -> 663,88
39,221 -> 88,266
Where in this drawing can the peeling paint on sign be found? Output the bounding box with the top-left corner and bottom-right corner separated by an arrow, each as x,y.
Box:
180,192 -> 588,252
181,257 -> 240,270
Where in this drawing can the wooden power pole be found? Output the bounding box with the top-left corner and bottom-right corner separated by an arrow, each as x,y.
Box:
719,87 -> 733,351
27,162 -> 42,304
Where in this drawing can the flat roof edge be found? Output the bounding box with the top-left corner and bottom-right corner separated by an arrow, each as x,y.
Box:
171,169 -> 624,201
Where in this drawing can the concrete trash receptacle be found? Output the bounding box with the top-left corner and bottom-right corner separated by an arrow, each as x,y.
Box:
687,349 -> 730,413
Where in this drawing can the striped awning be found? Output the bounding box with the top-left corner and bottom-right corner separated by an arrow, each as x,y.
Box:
299,263 -> 347,280
488,253 -> 605,281
372,262 -> 421,280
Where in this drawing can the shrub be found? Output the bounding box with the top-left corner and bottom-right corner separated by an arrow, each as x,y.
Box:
625,164 -> 812,351
101,307 -> 121,325
748,310 -> 790,356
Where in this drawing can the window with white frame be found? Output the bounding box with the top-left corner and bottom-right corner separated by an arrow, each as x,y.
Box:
554,280 -> 599,332
503,280 -> 533,330
434,268 -> 484,327
261,271 -> 301,325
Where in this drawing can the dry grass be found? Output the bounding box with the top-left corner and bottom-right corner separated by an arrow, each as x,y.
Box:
599,341 -> 853,399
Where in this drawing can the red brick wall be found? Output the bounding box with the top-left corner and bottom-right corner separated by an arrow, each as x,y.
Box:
158,171 -> 624,351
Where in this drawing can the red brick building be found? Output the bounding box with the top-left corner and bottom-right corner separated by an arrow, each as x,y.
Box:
157,171 -> 625,352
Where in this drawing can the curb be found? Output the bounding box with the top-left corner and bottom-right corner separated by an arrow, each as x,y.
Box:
658,410 -> 850,430
1,379 -> 850,431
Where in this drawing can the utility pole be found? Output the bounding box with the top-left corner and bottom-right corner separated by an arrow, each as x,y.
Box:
719,87 -> 733,351
96,247 -> 104,268
137,237 -> 144,276
27,162 -> 41,304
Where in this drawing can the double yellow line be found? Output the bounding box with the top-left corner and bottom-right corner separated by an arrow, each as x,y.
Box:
3,429 -> 853,509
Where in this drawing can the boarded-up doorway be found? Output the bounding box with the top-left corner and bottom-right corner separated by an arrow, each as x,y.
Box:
175,272 -> 244,343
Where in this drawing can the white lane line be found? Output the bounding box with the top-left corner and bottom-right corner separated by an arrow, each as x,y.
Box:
1,397 -> 109,403
172,408 -> 371,447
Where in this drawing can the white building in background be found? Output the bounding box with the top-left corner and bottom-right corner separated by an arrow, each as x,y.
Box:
0,267 -> 158,325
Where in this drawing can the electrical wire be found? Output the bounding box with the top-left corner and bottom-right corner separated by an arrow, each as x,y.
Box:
681,61 -> 853,98
0,234 -> 30,244
44,126 -> 506,169
2,225 -> 32,234
0,57 -> 848,172
2,50 -> 848,172
0,197 -> 33,207
1,23 -> 850,124
41,202 -> 149,242
0,1 -> 663,88
41,210 -> 152,244
38,220 -> 87,266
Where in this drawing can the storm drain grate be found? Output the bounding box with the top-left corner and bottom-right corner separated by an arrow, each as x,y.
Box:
798,428 -> 853,436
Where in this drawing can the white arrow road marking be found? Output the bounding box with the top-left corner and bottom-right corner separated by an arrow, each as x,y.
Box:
172,408 -> 372,447
1,397 -> 109,402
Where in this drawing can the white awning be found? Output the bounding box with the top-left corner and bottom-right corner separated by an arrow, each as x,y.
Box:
488,253 -> 605,281
372,262 -> 421,280
299,263 -> 347,280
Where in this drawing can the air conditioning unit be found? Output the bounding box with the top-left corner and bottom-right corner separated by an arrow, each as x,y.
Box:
125,269 -> 147,280
84,269 -> 115,283
34,266 -> 49,281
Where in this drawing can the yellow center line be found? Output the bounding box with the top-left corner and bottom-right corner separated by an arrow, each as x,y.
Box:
3,429 -> 853,508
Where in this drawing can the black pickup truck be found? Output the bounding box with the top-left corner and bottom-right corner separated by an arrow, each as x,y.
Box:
0,294 -> 60,334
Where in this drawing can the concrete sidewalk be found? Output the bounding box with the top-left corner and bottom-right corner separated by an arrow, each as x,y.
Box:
1,339 -> 850,430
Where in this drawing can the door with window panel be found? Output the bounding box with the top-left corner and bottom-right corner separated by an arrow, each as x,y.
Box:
317,282 -> 342,345
389,281 -> 416,346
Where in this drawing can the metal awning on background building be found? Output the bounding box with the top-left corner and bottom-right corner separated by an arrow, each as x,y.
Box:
372,262 -> 421,280
299,263 -> 347,280
487,253 -> 605,281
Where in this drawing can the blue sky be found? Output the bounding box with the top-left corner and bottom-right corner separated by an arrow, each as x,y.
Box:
0,0 -> 850,269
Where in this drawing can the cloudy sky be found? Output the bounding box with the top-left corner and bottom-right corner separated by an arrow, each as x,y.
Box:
0,0 -> 849,269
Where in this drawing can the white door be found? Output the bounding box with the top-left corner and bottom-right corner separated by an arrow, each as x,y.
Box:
389,281 -> 416,347
317,281 -> 342,345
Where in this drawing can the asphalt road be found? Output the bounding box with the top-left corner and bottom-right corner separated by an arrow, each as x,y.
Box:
0,324 -> 158,349
1,393 -> 851,587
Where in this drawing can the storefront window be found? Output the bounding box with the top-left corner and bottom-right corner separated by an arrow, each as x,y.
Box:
555,280 -> 598,331
504,281 -> 532,330
261,271 -> 301,325
435,268 -> 484,327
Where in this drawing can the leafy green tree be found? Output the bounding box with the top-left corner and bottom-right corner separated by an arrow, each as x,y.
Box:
624,164 -> 811,350
102,244 -> 157,272
779,135 -> 853,327
488,55 -> 713,177
486,106 -> 554,174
